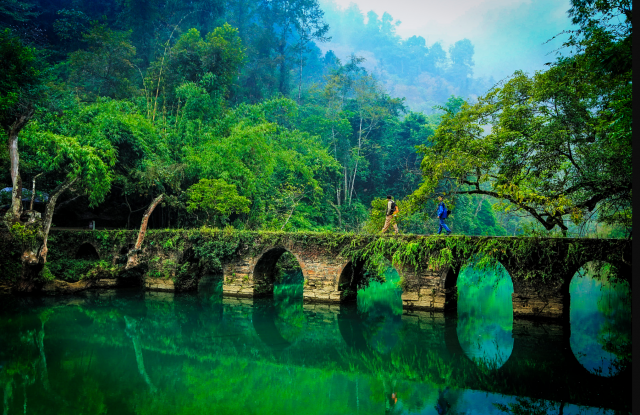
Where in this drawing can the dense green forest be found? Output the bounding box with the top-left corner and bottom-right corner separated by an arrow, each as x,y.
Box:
0,0 -> 632,249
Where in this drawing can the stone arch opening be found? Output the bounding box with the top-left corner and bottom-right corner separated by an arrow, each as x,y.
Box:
75,243 -> 100,260
337,260 -> 367,302
253,248 -> 303,297
569,260 -> 631,377
337,258 -> 402,354
253,247 -> 287,297
454,257 -> 514,370
442,266 -> 458,311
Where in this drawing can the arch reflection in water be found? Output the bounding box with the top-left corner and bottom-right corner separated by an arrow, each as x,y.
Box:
253,252 -> 306,350
273,252 -> 306,344
356,262 -> 403,354
570,261 -> 631,377
197,274 -> 224,329
456,257 -> 514,369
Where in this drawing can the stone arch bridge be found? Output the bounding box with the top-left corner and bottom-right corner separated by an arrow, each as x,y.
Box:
32,229 -> 634,321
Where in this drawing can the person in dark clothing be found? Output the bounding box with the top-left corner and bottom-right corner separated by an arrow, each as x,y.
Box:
435,387 -> 452,414
436,197 -> 452,235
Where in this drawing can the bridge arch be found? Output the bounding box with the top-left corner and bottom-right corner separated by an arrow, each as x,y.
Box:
336,258 -> 403,302
337,260 -> 366,302
75,242 -> 100,260
253,247 -> 304,297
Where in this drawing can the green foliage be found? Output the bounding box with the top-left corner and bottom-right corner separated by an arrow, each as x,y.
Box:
405,1 -> 631,237
46,258 -> 110,281
186,178 -> 250,226
409,67 -> 631,235
9,222 -> 38,252
22,121 -> 116,207
0,0 -> 630,244
68,24 -> 137,100
0,29 -> 42,131
147,24 -> 245,105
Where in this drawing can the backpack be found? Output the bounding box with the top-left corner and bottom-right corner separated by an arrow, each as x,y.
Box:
390,200 -> 397,213
439,202 -> 450,218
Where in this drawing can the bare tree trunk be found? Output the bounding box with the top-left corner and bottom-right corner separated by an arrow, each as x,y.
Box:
38,177 -> 77,263
473,195 -> 487,217
281,204 -> 297,231
36,328 -> 51,392
29,173 -> 44,211
6,110 -> 34,227
348,117 -> 363,205
329,201 -> 342,227
134,194 -> 164,250
151,13 -> 195,122
124,316 -> 157,393
127,194 -> 164,269
343,166 -> 348,205
280,192 -> 304,231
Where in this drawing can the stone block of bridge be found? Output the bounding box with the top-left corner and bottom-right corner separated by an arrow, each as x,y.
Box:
396,263 -> 454,311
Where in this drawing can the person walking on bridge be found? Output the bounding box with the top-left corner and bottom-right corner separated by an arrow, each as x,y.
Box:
437,196 -> 452,235
381,195 -> 399,234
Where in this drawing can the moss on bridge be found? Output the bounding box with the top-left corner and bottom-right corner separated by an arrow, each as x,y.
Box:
0,228 -> 631,292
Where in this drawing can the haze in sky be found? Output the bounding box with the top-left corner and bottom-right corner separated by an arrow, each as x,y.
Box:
321,0 -> 575,81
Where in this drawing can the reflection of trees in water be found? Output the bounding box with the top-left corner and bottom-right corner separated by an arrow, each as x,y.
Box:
273,282 -> 306,342
1,309 -> 75,414
570,261 -> 631,377
0,291 -> 631,414
357,264 -> 403,354
273,251 -> 306,343
456,258 -> 513,368
124,315 -> 157,393
595,271 -> 631,374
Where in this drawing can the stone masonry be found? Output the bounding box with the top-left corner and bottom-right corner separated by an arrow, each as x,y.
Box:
21,230 -> 629,321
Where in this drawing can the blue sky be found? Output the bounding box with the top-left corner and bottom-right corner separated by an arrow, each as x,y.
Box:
321,0 -> 576,81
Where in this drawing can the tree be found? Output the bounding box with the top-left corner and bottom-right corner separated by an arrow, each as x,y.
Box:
5,121 -> 115,286
0,0 -> 39,30
447,39 -> 474,94
146,24 -> 245,114
407,0 -> 632,236
186,178 -> 250,226
2,33 -> 116,284
291,3 -> 329,103
68,24 -> 137,100
258,0 -> 329,96
409,67 -> 631,235
1,28 -> 44,224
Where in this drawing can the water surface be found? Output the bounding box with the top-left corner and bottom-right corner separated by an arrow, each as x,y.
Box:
0,267 -> 631,414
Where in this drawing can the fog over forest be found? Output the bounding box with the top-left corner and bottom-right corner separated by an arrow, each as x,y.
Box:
317,0 -> 575,112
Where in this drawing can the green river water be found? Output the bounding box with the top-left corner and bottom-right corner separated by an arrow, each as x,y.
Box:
0,262 -> 631,414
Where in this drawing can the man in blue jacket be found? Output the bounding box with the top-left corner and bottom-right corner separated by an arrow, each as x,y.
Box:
436,196 -> 452,235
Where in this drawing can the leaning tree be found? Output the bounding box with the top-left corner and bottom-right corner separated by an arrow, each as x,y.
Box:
1,29 -> 115,288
